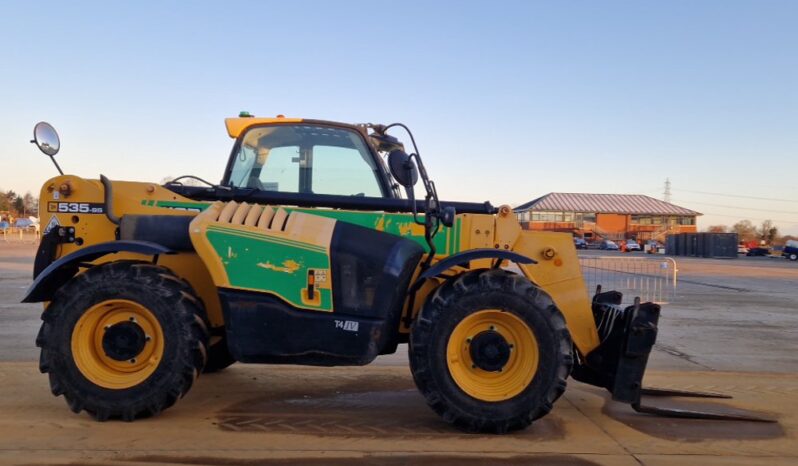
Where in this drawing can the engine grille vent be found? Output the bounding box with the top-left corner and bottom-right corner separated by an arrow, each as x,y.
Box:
214,201 -> 289,231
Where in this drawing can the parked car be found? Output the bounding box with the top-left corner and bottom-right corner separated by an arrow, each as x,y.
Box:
746,247 -> 771,257
783,240 -> 798,262
573,237 -> 588,249
12,218 -> 39,232
737,245 -> 750,255
599,240 -> 619,250
625,239 -> 641,251
14,218 -> 33,229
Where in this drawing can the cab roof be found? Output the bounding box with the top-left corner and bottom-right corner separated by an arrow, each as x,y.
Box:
224,116 -> 364,139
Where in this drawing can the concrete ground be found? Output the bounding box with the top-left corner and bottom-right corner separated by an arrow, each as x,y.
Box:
0,241 -> 796,465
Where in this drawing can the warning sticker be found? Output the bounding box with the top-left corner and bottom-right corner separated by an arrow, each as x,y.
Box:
43,216 -> 60,235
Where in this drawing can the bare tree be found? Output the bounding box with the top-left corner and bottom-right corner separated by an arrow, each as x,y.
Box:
732,220 -> 757,242
23,192 -> 36,216
13,196 -> 24,215
3,190 -> 16,212
706,225 -> 728,233
758,220 -> 779,244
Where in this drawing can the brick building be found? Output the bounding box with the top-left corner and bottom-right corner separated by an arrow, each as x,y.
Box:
514,193 -> 700,242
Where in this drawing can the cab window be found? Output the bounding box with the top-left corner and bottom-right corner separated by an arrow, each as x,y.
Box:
228,124 -> 385,197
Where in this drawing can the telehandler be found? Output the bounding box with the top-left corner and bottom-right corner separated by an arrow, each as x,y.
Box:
23,116 -> 764,432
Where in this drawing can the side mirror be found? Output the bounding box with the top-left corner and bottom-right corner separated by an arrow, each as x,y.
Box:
32,122 -> 60,156
387,149 -> 419,188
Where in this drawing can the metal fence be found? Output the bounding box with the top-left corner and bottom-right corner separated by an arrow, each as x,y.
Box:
578,255 -> 678,304
1,228 -> 40,244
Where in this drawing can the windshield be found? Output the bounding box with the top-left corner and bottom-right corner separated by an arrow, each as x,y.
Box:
227,124 -> 385,197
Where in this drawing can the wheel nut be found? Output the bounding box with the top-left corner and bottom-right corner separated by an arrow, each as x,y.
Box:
129,317 -> 137,322
471,364 -> 477,369
489,325 -> 495,331
145,335 -> 152,342
466,338 -> 472,344
129,358 -> 137,364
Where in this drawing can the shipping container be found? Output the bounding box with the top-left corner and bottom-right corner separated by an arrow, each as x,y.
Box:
667,233 -> 738,258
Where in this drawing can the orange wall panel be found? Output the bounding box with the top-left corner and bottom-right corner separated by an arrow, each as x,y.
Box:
597,214 -> 628,232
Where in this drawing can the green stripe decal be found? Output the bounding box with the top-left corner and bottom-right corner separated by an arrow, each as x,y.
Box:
139,199 -> 209,210
154,200 -> 208,210
206,229 -> 332,311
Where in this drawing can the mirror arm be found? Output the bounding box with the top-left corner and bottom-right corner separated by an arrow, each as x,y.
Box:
420,205 -> 438,271
49,155 -> 64,176
382,124 -> 445,259
405,184 -> 422,225
408,154 -> 439,270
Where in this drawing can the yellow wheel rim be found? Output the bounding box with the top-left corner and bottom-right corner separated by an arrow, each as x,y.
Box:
71,299 -> 165,389
446,309 -> 539,402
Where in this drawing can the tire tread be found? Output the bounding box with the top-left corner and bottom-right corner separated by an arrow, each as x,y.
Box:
409,269 -> 573,433
36,260 -> 209,421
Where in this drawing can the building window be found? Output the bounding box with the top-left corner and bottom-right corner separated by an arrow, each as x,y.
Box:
532,211 -> 567,222
679,216 -> 695,225
583,212 -> 596,223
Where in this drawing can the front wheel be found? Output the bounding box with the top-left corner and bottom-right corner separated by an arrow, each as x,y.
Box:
409,269 -> 573,433
36,261 -> 209,421
789,253 -> 798,262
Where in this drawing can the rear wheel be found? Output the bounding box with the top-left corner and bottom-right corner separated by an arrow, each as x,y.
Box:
409,269 -> 573,433
36,261 -> 209,421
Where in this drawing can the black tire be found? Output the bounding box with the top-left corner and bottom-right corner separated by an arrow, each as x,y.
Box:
203,335 -> 236,373
409,269 -> 573,434
789,253 -> 798,262
36,261 -> 209,421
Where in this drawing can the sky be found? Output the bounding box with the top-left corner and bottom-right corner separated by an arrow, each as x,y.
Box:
1,1 -> 796,233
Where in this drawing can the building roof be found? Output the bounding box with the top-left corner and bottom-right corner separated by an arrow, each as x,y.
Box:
514,193 -> 701,216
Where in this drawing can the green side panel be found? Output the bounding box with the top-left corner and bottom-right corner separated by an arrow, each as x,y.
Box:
291,208 -> 461,255
205,227 -> 333,312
